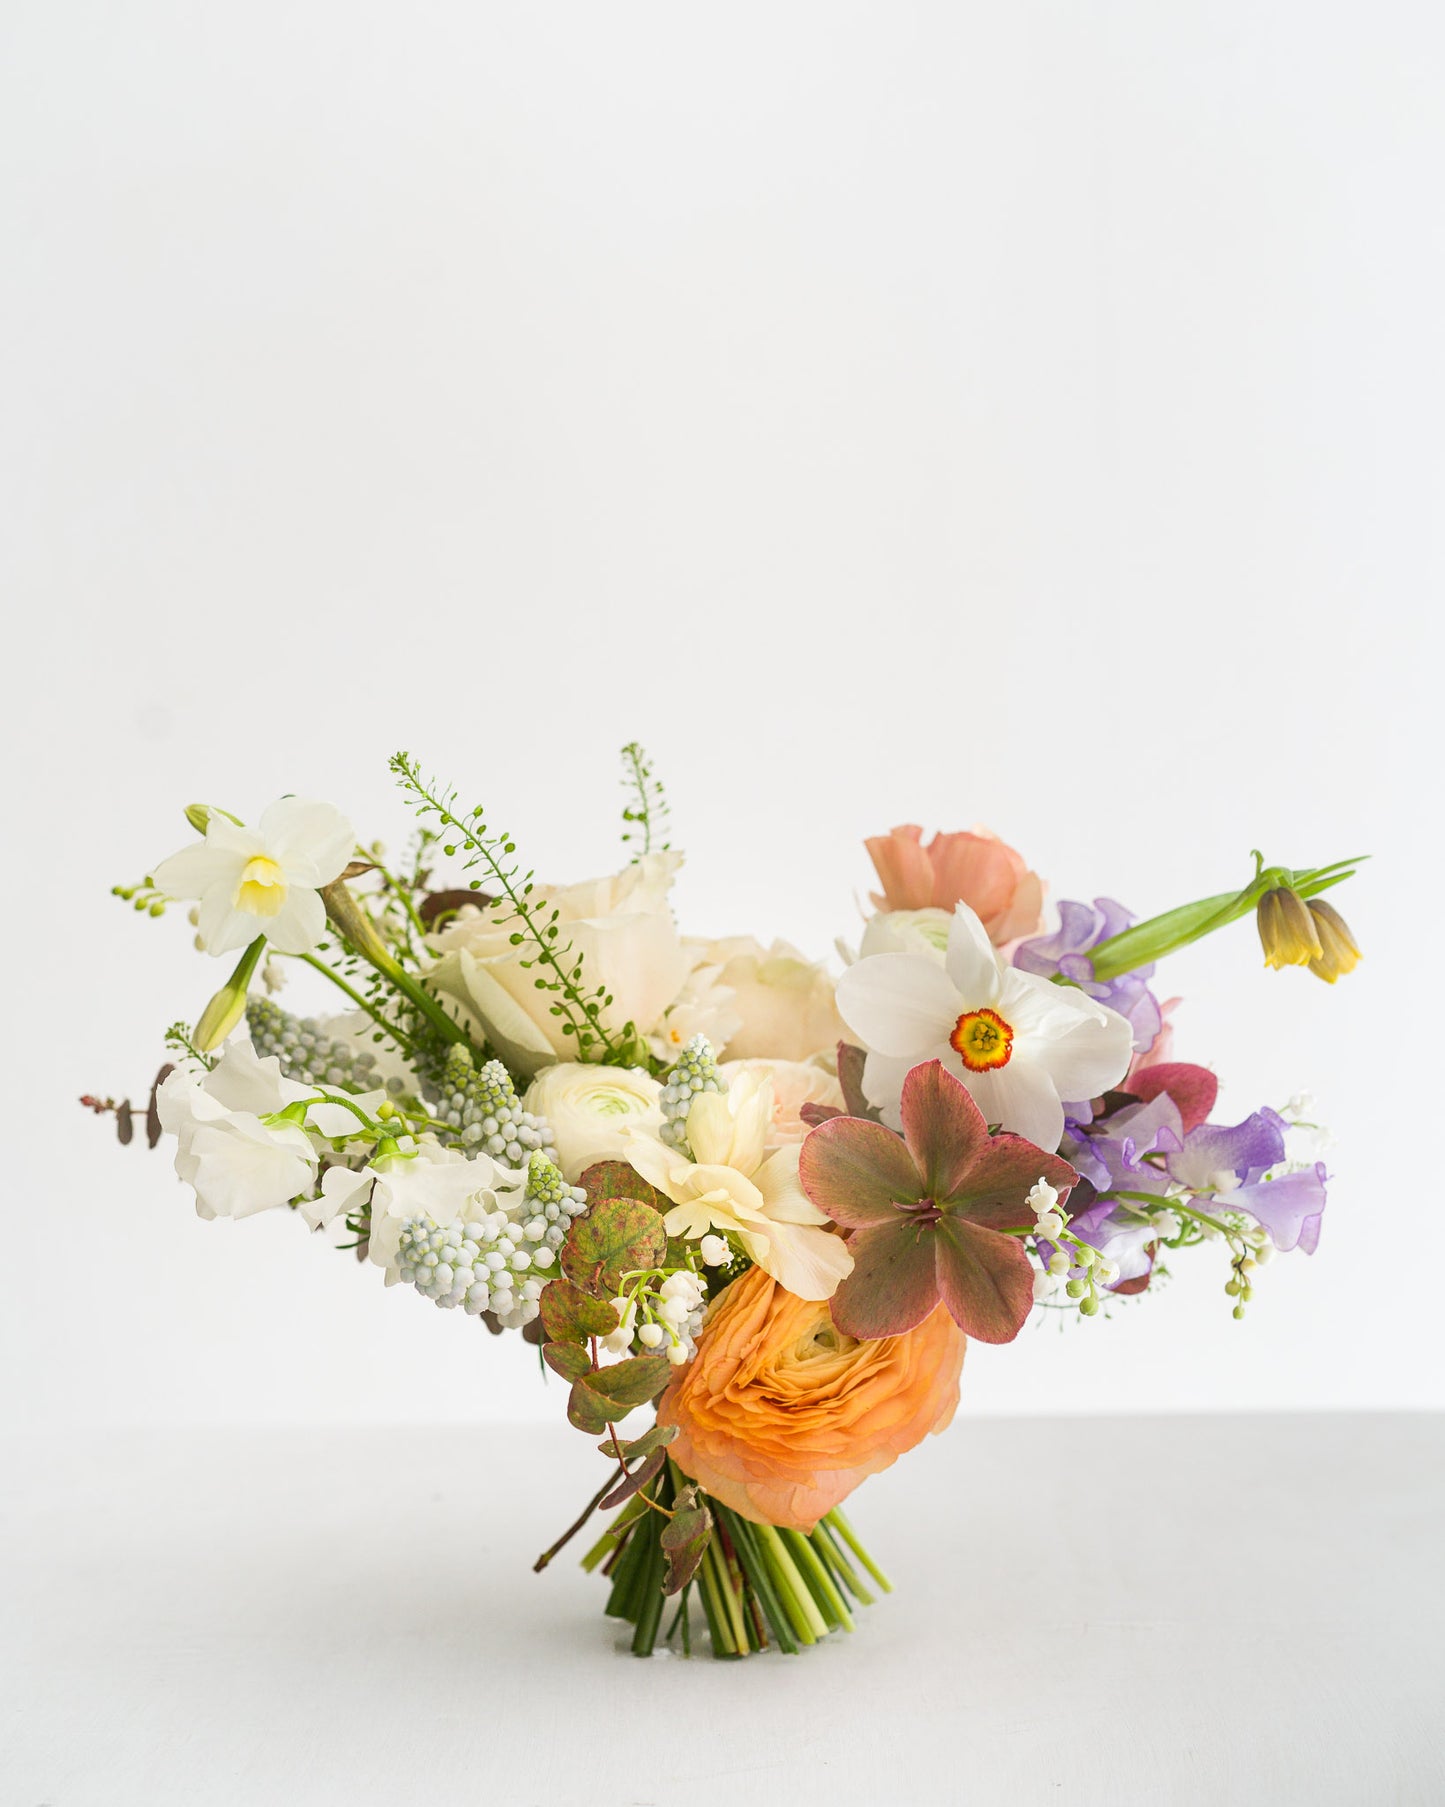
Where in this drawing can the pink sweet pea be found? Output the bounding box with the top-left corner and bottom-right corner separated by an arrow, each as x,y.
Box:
865,824 -> 1045,946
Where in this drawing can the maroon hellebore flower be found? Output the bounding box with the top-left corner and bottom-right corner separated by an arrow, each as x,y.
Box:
798,1059 -> 1077,1344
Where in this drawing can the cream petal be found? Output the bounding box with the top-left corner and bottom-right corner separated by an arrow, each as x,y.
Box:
152,842 -> 242,902
196,893 -> 260,957
264,885 -> 327,956
261,797 -> 356,887
685,1090 -> 737,1167
836,953 -> 960,1060
753,1144 -> 831,1226
745,1220 -> 854,1301
944,904 -> 1004,1005
963,1060 -> 1064,1153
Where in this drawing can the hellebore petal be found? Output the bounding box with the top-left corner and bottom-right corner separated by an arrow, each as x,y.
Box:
932,1216 -> 1036,1343
799,1113 -> 925,1228
827,1219 -> 941,1338
1124,1062 -> 1219,1135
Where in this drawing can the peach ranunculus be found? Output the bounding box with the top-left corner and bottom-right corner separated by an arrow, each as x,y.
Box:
657,1266 -> 966,1530
865,824 -> 1044,946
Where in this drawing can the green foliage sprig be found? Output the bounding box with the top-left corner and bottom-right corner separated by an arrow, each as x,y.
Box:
619,742 -> 671,860
389,751 -> 634,1064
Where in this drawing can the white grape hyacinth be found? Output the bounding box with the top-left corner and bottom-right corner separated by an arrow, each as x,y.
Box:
153,796 -> 355,957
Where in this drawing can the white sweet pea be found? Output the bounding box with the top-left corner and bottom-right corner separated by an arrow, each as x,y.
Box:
157,1041 -> 388,1222
359,1143 -> 519,1279
836,902 -> 1133,1153
623,1071 -> 853,1301
153,797 -> 355,957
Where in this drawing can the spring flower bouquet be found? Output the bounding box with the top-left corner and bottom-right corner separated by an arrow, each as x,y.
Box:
91,749 -> 1362,1659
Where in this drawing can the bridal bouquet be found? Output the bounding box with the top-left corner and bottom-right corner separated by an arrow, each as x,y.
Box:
90,749 -> 1361,1658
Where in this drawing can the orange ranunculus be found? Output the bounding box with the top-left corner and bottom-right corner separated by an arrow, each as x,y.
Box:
657,1266 -> 966,1531
865,823 -> 1044,946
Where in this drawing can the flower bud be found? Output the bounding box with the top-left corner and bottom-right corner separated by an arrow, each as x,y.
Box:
1305,898 -> 1362,984
184,803 -> 214,834
193,934 -> 267,1052
1256,886 -> 1324,970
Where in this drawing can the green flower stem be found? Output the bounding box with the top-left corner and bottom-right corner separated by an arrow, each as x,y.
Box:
292,953 -> 416,1050
317,879 -> 475,1052
718,1510 -> 797,1655
1088,855 -> 1366,983
699,1542 -> 744,1655
810,1517 -> 875,1606
827,1508 -> 892,1593
783,1527 -> 854,1632
754,1524 -> 823,1644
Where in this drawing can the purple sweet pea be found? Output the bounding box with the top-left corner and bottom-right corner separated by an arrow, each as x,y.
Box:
1162,1108 -> 1328,1253
1014,898 -> 1164,1054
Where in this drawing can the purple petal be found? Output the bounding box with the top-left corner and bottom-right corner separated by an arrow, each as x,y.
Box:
1167,1112 -> 1287,1192
1231,1164 -> 1328,1253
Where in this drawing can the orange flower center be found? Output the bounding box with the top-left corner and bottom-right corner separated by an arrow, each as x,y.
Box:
949,1006 -> 1013,1072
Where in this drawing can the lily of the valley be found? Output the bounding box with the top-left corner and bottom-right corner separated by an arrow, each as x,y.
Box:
836,902 -> 1134,1153
153,797 -> 355,957
624,1070 -> 853,1301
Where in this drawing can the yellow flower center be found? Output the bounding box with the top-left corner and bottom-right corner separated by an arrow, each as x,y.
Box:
949,1006 -> 1014,1072
235,855 -> 288,918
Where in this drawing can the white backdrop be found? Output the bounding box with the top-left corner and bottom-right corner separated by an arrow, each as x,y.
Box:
2,1 -> 1438,1431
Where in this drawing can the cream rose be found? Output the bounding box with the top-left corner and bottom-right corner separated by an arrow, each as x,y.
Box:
720,1058 -> 844,1146
694,935 -> 845,1064
522,1063 -> 664,1182
423,852 -> 691,1075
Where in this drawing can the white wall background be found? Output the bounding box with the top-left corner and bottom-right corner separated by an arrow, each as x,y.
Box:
2,1 -> 1438,1430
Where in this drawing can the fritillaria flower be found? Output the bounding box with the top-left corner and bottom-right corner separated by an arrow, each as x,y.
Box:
798,1059 -> 1078,1343
1305,899 -> 1362,984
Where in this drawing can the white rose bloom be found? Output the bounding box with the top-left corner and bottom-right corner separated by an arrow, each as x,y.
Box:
158,1041 -> 387,1222
858,907 -> 954,962
522,1063 -> 664,1181
153,797 -> 355,957
692,936 -> 845,1064
424,852 -> 691,1075
720,1058 -> 844,1146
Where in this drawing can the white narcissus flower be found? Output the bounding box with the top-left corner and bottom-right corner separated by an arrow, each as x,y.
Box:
522,1063 -> 663,1182
153,798 -> 355,957
623,1071 -> 853,1301
425,852 -> 691,1075
836,902 -> 1133,1153
720,1058 -> 844,1147
157,1041 -> 384,1222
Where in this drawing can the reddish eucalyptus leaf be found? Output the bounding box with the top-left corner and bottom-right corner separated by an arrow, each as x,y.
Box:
1124,1063 -> 1218,1135
578,1160 -> 666,1215
827,1219 -> 939,1338
542,1341 -> 591,1380
599,1447 -> 667,1509
932,1216 -> 1035,1344
799,1116 -> 923,1228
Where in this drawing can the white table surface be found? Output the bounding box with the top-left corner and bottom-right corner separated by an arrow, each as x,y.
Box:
3,1414 -> 1441,1806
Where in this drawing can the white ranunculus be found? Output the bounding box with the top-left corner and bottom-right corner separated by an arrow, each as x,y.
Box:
153,797 -> 355,957
158,1041 -> 386,1222
836,902 -> 1134,1152
424,852 -> 691,1075
720,1058 -> 844,1146
857,907 -> 954,962
693,936 -> 845,1064
522,1063 -> 663,1181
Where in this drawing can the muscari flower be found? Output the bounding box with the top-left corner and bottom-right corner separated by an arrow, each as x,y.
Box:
153,797 -> 355,957
835,902 -> 1134,1153
798,1059 -> 1078,1342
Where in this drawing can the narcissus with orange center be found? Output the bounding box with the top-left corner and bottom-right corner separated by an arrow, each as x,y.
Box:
949,1006 -> 1014,1071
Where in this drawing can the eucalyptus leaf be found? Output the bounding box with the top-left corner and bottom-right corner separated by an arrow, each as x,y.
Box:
561,1198 -> 666,1295
538,1278 -> 621,1343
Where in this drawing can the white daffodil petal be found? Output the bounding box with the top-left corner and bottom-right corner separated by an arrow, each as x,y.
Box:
944,903 -> 1004,1004
151,842 -> 240,901
964,1060 -> 1065,1153
197,892 -> 260,957
1029,994 -> 1134,1103
260,797 -> 356,887
264,885 -> 327,956
836,952 -> 959,1060
861,1049 -> 919,1130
